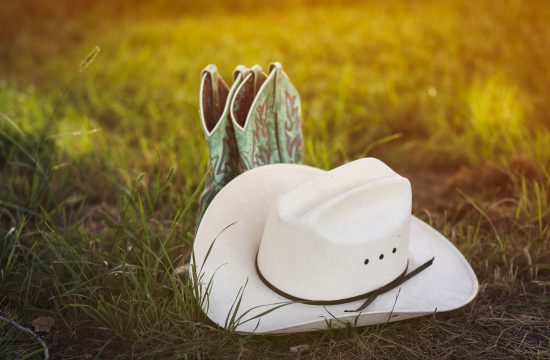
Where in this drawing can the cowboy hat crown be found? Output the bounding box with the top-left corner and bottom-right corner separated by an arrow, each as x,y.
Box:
257,158 -> 412,301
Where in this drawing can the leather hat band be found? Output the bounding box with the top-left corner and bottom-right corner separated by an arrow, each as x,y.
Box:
255,255 -> 434,312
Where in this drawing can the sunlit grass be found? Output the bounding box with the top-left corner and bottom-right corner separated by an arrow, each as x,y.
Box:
4,2 -> 550,171
463,74 -> 528,161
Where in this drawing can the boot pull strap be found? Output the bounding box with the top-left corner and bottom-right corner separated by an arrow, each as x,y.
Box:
248,65 -> 263,96
233,65 -> 249,81
201,64 -> 220,114
269,62 -> 283,111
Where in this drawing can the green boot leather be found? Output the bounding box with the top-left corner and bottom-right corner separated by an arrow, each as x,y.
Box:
230,62 -> 303,171
198,64 -> 248,216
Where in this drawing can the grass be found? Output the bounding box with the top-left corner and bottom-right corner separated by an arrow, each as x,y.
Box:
1,0 -> 549,358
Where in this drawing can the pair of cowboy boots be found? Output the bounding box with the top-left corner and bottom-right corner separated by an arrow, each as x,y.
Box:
198,63 -> 304,216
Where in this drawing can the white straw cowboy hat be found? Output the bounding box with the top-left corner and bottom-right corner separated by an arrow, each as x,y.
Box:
192,158 -> 478,334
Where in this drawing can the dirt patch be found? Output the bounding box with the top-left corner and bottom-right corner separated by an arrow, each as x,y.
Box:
397,158 -> 537,223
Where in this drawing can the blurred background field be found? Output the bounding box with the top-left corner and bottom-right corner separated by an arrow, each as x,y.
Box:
1,0 -> 549,358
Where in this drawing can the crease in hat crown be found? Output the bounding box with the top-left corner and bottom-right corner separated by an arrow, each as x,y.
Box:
257,158 -> 413,301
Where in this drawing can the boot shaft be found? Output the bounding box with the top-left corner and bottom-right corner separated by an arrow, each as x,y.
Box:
231,63 -> 303,171
200,64 -> 246,187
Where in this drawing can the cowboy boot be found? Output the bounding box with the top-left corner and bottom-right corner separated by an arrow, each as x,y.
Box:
231,63 -> 303,171
198,64 -> 248,216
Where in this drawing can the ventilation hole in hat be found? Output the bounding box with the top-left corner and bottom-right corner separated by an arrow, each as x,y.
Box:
392,248 -> 397,253
379,254 -> 384,260
364,259 -> 369,265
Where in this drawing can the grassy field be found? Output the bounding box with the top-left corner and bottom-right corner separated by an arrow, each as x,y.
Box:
1,0 -> 549,358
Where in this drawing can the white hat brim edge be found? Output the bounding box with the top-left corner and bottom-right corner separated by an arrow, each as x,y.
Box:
192,163 -> 479,334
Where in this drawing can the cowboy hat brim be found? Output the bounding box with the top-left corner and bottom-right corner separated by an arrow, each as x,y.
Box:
192,164 -> 478,334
